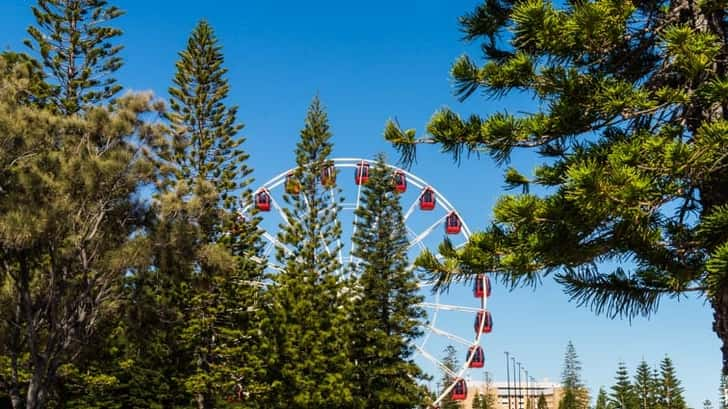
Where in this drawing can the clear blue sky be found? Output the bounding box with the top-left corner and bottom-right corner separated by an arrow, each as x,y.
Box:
0,0 -> 719,406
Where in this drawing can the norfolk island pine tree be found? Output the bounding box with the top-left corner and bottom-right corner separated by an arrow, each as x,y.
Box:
349,154 -> 427,408
153,19 -> 266,408
257,97 -> 355,409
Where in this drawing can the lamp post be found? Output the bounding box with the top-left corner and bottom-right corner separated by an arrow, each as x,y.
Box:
512,357 -> 518,409
505,352 -> 512,409
517,362 -> 522,409
524,369 -> 529,409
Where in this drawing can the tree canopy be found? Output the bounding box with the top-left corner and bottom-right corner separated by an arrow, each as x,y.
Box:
385,0 -> 728,378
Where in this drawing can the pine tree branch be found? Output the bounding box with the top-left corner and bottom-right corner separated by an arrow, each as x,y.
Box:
554,266 -> 677,320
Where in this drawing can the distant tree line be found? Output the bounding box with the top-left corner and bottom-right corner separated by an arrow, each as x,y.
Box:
594,357 -> 688,409
556,342 -> 702,409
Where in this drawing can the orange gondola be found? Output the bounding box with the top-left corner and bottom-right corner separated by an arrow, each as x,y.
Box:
285,172 -> 301,194
321,164 -> 336,187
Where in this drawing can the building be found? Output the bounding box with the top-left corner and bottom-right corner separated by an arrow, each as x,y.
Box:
461,379 -> 564,409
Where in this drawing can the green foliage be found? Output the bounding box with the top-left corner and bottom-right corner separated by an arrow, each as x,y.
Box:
0,52 -> 54,107
259,97 -> 354,409
384,0 -> 728,379
658,357 -> 687,409
537,393 -> 548,409
25,0 -> 124,114
472,391 -> 497,409
634,360 -> 658,409
438,345 -> 461,409
0,53 -> 165,407
149,20 -> 264,408
611,363 -> 638,409
559,341 -> 588,409
595,387 -> 610,409
561,341 -> 583,390
349,154 -> 426,409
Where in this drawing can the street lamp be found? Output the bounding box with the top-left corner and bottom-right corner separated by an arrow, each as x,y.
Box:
505,352 -> 512,409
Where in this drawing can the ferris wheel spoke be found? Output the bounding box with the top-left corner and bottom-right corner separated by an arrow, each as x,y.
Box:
329,188 -> 344,267
417,280 -> 437,289
414,345 -> 459,379
349,181 -> 364,264
425,324 -> 475,347
262,242 -> 276,257
417,302 -> 483,314
402,195 -> 420,223
270,196 -> 291,226
301,193 -> 335,259
262,231 -> 293,257
265,262 -> 287,273
236,279 -> 268,288
406,226 -> 427,252
407,214 -> 448,250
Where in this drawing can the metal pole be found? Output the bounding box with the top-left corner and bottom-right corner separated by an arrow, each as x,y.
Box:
530,376 -> 536,409
524,369 -> 529,409
505,352 -> 512,409
517,362 -> 522,409
512,357 -> 518,409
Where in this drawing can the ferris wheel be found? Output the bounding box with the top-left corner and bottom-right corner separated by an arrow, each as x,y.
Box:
242,157 -> 493,407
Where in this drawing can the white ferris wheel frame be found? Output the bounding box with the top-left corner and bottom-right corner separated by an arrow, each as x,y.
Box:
242,157 -> 490,407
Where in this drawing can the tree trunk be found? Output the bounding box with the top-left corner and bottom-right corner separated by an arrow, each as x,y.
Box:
26,377 -> 40,409
9,354 -> 22,409
9,390 -> 22,409
713,291 -> 728,406
9,304 -> 23,409
25,366 -> 50,409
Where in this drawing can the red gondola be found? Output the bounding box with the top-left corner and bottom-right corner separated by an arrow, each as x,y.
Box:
255,189 -> 271,212
355,161 -> 370,185
467,345 -> 485,368
393,170 -> 407,193
285,172 -> 301,194
451,378 -> 467,401
474,310 -> 493,334
321,164 -> 336,187
473,274 -> 491,298
445,212 -> 462,234
419,187 -> 435,210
